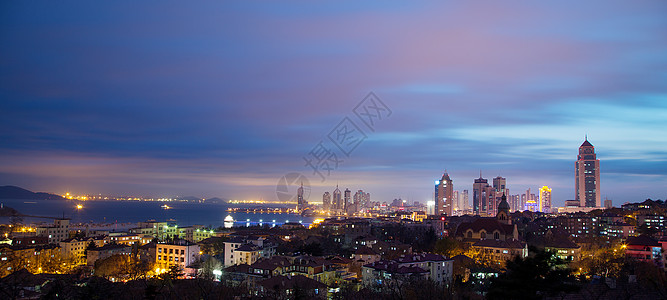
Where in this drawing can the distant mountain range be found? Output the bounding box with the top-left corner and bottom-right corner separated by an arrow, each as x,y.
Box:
0,186 -> 65,200
205,197 -> 226,204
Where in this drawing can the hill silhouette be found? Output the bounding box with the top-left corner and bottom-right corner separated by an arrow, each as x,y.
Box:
0,185 -> 65,200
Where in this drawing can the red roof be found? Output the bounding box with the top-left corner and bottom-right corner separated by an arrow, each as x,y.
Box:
454,218 -> 514,237
626,235 -> 660,247
580,139 -> 593,147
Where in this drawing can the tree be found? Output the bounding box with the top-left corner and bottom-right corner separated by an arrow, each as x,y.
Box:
433,237 -> 464,258
83,240 -> 96,258
198,256 -> 222,280
572,243 -> 626,278
95,254 -> 132,280
161,265 -> 183,282
199,237 -> 226,256
486,249 -> 579,300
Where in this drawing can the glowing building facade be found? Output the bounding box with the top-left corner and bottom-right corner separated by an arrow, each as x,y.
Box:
575,138 -> 601,207
435,171 -> 454,216
539,186 -> 551,213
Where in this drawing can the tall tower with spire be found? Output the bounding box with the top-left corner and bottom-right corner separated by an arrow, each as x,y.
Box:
297,182 -> 305,212
575,137 -> 601,207
332,185 -> 342,211
435,170 -> 454,216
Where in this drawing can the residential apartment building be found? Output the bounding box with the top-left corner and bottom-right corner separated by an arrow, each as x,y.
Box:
154,240 -> 200,272
36,219 -> 70,244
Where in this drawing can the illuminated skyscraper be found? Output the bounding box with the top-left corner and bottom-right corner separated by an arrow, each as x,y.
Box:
473,172 -> 492,216
297,182 -> 306,212
459,190 -> 469,212
453,191 -> 459,211
322,192 -> 331,211
344,188 -> 351,214
332,185 -> 342,210
575,138 -> 601,207
539,186 -> 551,213
353,190 -> 370,212
509,194 -> 520,212
435,171 -> 454,216
492,176 -> 507,193
490,176 -> 508,217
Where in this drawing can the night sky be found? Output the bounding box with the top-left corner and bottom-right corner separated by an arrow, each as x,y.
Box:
1,2 -> 666,206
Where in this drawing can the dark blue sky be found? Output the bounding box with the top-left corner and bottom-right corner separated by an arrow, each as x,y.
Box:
1,1 -> 666,206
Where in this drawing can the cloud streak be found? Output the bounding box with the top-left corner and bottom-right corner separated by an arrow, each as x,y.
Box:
1,1 -> 666,206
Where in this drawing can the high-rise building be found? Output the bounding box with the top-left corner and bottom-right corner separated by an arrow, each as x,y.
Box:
524,188 -> 536,210
492,176 -> 507,193
490,176 -> 508,217
344,188 -> 351,214
435,171 -> 454,216
539,186 -> 551,213
460,190 -> 469,211
509,194 -> 520,212
520,194 -> 526,211
524,199 -> 538,212
353,190 -> 369,213
473,172 -> 492,216
322,192 -> 331,211
575,138 -> 601,207
297,183 -> 305,212
453,191 -> 459,212
604,199 -> 613,209
332,185 -> 342,210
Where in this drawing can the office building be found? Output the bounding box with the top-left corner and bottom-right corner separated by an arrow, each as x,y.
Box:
332,185 -> 342,211
539,186 -> 551,213
322,192 -> 331,211
296,182 -> 306,212
473,173 -> 493,216
435,171 -> 454,216
575,138 -> 601,207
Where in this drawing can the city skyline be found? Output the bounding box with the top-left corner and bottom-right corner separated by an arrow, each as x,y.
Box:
1,2 -> 666,206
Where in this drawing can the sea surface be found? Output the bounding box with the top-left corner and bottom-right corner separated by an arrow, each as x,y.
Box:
0,199 -> 314,229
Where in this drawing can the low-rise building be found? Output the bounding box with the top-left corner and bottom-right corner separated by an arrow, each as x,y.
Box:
603,221 -> 635,239
255,275 -> 327,299
59,236 -> 106,265
370,240 -> 412,259
108,234 -> 152,246
35,219 -> 70,244
544,239 -> 581,262
353,247 -> 381,265
155,240 -> 200,274
87,243 -> 132,266
224,236 -> 276,267
625,235 -> 662,266
636,214 -> 666,232
362,253 -> 453,286
471,239 -> 528,267
0,244 -> 61,276
12,236 -> 49,246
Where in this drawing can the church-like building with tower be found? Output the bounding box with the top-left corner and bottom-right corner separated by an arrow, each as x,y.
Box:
453,194 -> 527,266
